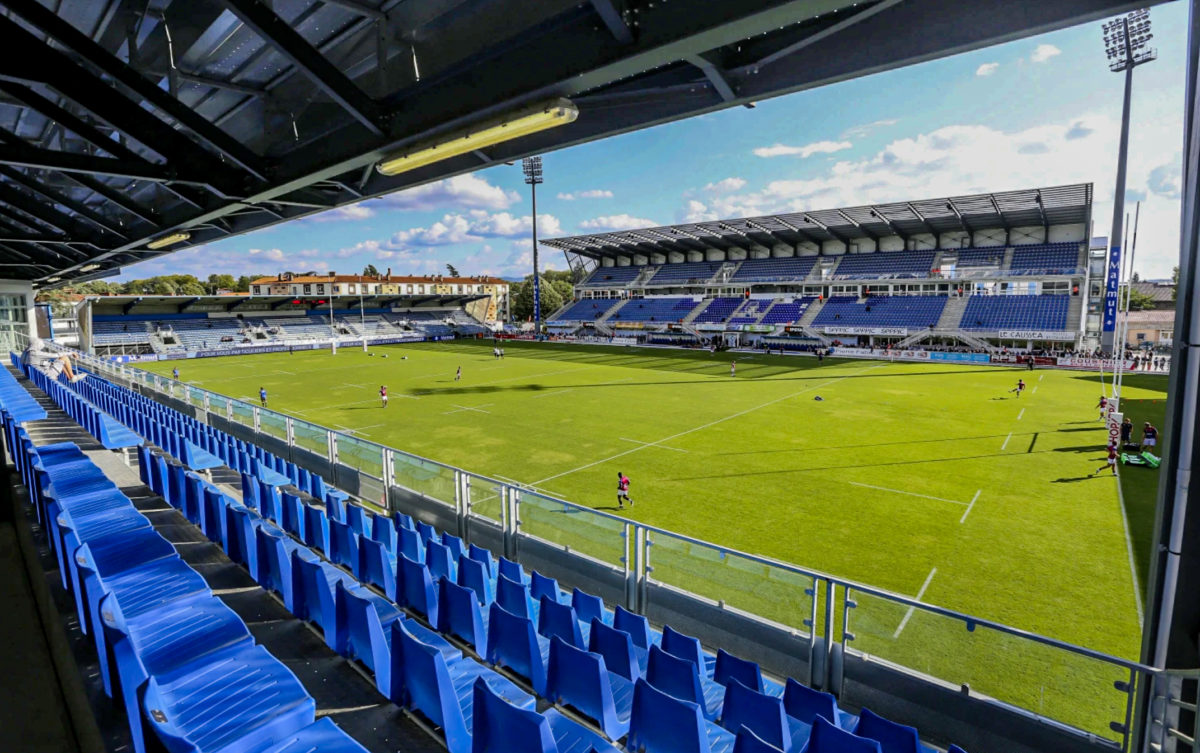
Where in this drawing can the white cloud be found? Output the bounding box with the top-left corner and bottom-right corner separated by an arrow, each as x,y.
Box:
841,119 -> 897,139
579,214 -> 658,231
704,178 -> 747,193
975,62 -> 999,77
379,174 -> 519,211
752,140 -> 853,159
248,248 -> 286,262
556,189 -> 614,200
310,203 -> 374,222
356,211 -> 563,251
1148,160 -> 1181,200
1031,44 -> 1061,63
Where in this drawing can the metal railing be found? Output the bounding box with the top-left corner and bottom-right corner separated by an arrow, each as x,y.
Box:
28,339 -> 1200,753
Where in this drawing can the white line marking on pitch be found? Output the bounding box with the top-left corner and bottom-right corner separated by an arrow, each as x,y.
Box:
1000,432 -> 1012,451
443,403 -> 493,415
1017,408 -> 1025,421
619,437 -> 688,453
273,370 -> 296,375
1113,468 -> 1145,627
959,490 -> 982,524
1038,374 -> 1044,381
849,481 -> 968,507
337,423 -> 385,434
894,567 -> 937,639
531,388 -> 575,399
531,363 -> 887,486
1032,386 -> 1038,394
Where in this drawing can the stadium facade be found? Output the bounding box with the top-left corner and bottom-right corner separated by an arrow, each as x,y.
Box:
544,185 -> 1101,353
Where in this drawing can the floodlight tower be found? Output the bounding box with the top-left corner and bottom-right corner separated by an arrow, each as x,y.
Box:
1100,8 -> 1156,355
522,156 -> 544,332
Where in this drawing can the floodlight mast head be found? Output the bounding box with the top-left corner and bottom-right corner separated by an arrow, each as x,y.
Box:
522,155 -> 544,185
1102,8 -> 1156,72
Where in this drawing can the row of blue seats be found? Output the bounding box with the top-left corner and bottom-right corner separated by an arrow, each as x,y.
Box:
0,360 -> 46,423
3,428 -> 368,753
24,368 -> 139,449
20,364 -> 969,753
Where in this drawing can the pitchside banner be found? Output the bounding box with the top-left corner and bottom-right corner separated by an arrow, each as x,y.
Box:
1103,244 -> 1122,332
1107,406 -> 1123,449
998,330 -> 1077,342
823,326 -> 909,336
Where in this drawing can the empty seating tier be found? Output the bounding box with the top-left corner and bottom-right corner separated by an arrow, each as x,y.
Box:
731,256 -> 817,282
830,251 -> 936,280
813,296 -> 947,329
554,298 -> 623,322
644,262 -> 723,285
943,247 -> 1005,269
691,298 -> 744,324
582,266 -> 645,287
1008,243 -> 1081,275
609,298 -> 698,323
959,295 -> 1071,330
758,299 -> 813,326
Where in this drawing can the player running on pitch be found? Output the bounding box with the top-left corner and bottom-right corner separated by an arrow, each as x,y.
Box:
259,386 -> 268,407
617,471 -> 634,509
1092,443 -> 1119,477
1010,378 -> 1025,398
1096,394 -> 1108,420
455,365 -> 462,381
730,360 -> 737,377
380,385 -> 388,408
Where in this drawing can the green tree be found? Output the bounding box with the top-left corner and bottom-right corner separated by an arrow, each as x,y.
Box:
446,263 -> 460,277
1125,287 -> 1156,311
1172,266 -> 1179,302
207,274 -> 236,292
362,264 -> 380,277
151,278 -> 177,295
509,274 -> 569,322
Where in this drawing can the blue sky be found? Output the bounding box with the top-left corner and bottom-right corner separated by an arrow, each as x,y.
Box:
122,3 -> 1188,282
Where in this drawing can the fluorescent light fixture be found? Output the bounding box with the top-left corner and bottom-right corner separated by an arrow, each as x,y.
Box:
45,276 -> 61,282
376,99 -> 578,177
80,263 -> 102,272
147,232 -> 191,250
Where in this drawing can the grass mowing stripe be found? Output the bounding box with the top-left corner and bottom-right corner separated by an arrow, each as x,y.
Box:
894,566 -> 938,638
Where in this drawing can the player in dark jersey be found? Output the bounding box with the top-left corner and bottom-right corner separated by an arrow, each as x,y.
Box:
380,385 -> 388,408
1011,379 -> 1025,398
617,472 -> 634,509
1092,443 -> 1119,477
1142,422 -> 1159,450
1096,395 -> 1108,420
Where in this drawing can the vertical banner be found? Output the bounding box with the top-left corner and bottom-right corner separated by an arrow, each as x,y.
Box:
1106,398 -> 1123,449
1103,244 -> 1122,332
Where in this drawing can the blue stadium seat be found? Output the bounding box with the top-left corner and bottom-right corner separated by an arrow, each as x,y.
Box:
572,588 -> 608,626
663,625 -> 711,676
538,596 -> 586,650
471,676 -> 620,753
628,677 -> 736,753
799,717 -> 882,753
389,620 -> 533,753
426,539 -> 456,582
647,644 -> 724,721
715,649 -> 767,695
242,718 -> 370,753
485,601 -> 550,695
614,605 -> 653,649
499,556 -> 528,585
439,577 -> 489,649
497,573 -> 537,621
328,518 -> 360,574
334,581 -> 400,694
358,537 -> 397,600
468,543 -> 496,578
852,709 -> 933,753
530,570 -> 563,604
443,533 -> 466,561
372,514 -> 399,555
417,520 -> 439,543
290,553 -> 354,645
302,503 -> 328,553
734,727 -> 787,753
589,617 -> 645,681
720,679 -> 792,752
783,679 -> 856,731
399,525 -> 425,562
398,552 -> 440,626
546,635 -> 633,740
346,504 -> 370,537
457,555 -> 493,605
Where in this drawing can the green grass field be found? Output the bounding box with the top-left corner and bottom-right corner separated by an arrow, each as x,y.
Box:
142,340 -> 1169,737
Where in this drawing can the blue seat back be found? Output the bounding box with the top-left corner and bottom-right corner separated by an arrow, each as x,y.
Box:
358,537 -> 395,599
589,618 -> 639,681
572,588 -> 605,625
329,518 -> 360,573
281,491 -> 305,538
852,709 -> 921,753
614,605 -> 652,649
442,533 -> 465,560
805,717 -> 882,753
391,620 -> 471,753
530,570 -> 560,604
628,677 -> 709,753
372,514 -> 398,554
438,577 -> 486,648
468,543 -> 495,577
485,602 -> 546,695
346,504 -> 370,536
721,679 -> 789,752
498,556 -> 525,584
471,676 -> 556,753
426,539 -> 454,582
292,553 -> 338,642
302,503 -> 328,552
546,636 -> 622,740
496,574 -> 533,620
417,520 -> 438,543
399,526 -> 425,562
254,525 -> 289,595
734,727 -> 786,753
647,644 -> 704,708
538,596 -> 583,650
783,678 -> 840,727
334,581 -> 394,687
715,649 -> 764,694
457,555 -> 492,605
398,552 -> 439,625
663,625 -> 706,672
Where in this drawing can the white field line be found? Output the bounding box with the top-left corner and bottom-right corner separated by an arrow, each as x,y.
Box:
959,490 -> 982,524
273,369 -> 296,375
531,388 -> 575,399
618,437 -> 688,453
893,567 -> 938,639
1038,374 -> 1044,381
1000,432 -> 1013,451
337,423 -> 385,434
443,403 -> 493,415
1113,468 -> 1145,627
1017,408 -> 1025,421
848,481 -> 968,507
530,363 -> 887,486
1031,386 -> 1038,394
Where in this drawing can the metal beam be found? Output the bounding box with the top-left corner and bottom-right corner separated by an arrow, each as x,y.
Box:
175,72 -> 267,97
867,206 -> 908,240
218,0 -> 384,135
686,53 -> 737,102
945,198 -> 973,234
0,181 -> 98,242
0,81 -> 148,163
63,173 -> 162,227
0,144 -> 178,183
905,202 -> 938,237
589,0 -> 634,44
321,0 -> 386,20
835,209 -> 879,241
0,166 -> 128,239
1,0 -> 267,181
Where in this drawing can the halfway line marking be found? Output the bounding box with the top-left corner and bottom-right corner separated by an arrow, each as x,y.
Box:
1000,432 -> 1012,451
849,481 -> 967,507
443,403 -> 493,415
959,490 -> 982,524
894,567 -> 937,638
619,437 -> 688,453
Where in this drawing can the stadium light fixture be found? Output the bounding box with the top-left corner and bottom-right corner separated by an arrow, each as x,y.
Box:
523,155 -> 544,332
146,232 -> 191,249
376,99 -> 578,177
79,263 -> 102,272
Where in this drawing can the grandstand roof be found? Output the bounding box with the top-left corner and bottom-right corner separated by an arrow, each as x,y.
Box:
543,184 -> 1092,260
0,0 -> 1141,288
85,293 -> 486,315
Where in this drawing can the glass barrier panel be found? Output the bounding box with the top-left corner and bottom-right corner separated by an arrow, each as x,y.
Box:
207,393 -> 229,416
187,385 -> 206,409
292,420 -> 328,457
337,434 -> 384,478
464,472 -> 505,523
259,410 -> 288,441
843,588 -> 1130,743
394,452 -> 457,508
230,399 -> 255,428
646,529 -> 816,635
517,491 -> 626,569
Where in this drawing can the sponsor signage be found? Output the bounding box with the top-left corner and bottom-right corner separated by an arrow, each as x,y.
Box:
1103,245 -> 1121,332
928,352 -> 991,363
742,325 -> 776,333
823,326 -> 909,336
998,330 -> 1076,342
694,323 -> 726,332
1107,408 -> 1123,449
1057,357 -> 1136,370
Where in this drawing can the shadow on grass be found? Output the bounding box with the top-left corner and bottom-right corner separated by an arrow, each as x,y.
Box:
1052,475 -> 1110,483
